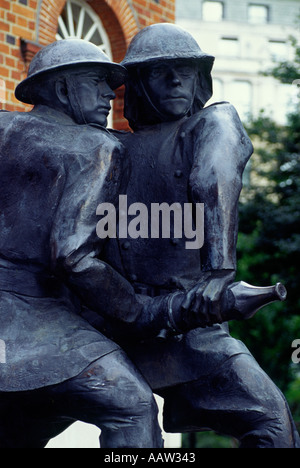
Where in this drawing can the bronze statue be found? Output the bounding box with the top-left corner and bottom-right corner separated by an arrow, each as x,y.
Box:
0,28 -> 298,448
98,23 -> 300,448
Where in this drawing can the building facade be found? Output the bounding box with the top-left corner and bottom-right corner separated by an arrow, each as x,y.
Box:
176,0 -> 300,123
0,0 -> 175,128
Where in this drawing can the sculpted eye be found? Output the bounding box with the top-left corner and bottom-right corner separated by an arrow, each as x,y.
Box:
149,67 -> 166,79
91,76 -> 107,86
177,66 -> 195,77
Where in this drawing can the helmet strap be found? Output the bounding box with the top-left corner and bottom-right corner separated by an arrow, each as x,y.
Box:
64,75 -> 88,125
138,69 -> 167,123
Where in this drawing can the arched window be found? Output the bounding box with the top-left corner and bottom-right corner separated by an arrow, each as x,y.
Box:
56,0 -> 112,58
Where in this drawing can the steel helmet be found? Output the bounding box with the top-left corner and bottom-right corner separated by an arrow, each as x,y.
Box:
121,23 -> 215,70
121,24 -> 215,129
15,39 -> 127,104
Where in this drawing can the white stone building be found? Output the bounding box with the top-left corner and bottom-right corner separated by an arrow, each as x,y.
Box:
176,0 -> 300,123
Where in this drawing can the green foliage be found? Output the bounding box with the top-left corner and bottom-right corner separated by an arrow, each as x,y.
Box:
182,432 -> 237,449
263,35 -> 300,83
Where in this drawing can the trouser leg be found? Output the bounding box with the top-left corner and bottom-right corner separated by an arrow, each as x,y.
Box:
161,353 -> 300,448
0,391 -> 73,448
0,349 -> 163,448
60,350 -> 163,448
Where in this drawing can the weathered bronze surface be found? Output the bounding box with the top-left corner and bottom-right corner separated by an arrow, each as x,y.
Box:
0,26 -> 299,448
0,39 -> 163,448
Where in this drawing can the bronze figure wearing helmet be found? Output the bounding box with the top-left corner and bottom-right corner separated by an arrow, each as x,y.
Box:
0,38 -> 166,448
0,24 -> 299,449
101,24 -> 300,448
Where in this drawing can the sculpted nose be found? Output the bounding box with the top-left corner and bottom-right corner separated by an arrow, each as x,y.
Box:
103,89 -> 116,100
170,70 -> 181,86
102,82 -> 116,100
105,90 -> 116,100
172,78 -> 181,86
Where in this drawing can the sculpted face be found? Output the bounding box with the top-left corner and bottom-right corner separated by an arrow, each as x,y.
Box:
141,61 -> 197,121
70,69 -> 116,126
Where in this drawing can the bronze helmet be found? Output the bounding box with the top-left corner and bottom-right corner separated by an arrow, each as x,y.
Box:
122,23 -> 214,70
15,39 -> 127,104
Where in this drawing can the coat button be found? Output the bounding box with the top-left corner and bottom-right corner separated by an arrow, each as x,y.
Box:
174,170 -> 183,178
122,241 -> 130,250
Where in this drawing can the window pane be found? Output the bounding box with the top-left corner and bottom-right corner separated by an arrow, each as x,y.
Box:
203,1 -> 224,21
82,13 -> 93,38
219,37 -> 239,56
90,29 -> 102,47
248,5 -> 269,24
56,0 -> 111,56
269,40 -> 286,60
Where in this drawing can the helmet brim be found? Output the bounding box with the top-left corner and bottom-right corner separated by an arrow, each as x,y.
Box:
121,54 -> 215,70
15,61 -> 127,105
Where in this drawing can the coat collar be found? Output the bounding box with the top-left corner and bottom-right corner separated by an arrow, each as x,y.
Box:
29,105 -> 111,133
29,105 -> 78,126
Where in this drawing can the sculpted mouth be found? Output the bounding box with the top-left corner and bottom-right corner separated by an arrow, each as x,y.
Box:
164,96 -> 187,100
99,107 -> 111,114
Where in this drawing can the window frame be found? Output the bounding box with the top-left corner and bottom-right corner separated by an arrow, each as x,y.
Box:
219,36 -> 240,57
202,1 -> 225,22
56,0 -> 112,59
248,3 -> 270,24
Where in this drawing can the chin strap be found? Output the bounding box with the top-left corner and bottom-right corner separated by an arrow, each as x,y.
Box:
65,75 -> 88,125
63,75 -> 110,133
137,70 -> 169,123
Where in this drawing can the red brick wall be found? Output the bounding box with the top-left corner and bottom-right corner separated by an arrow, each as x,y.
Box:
132,0 -> 175,27
0,0 -> 175,127
0,0 -> 38,112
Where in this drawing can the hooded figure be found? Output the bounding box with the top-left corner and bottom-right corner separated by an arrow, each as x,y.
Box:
102,24 -> 300,448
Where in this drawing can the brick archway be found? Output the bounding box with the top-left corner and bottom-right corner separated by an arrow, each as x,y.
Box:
36,0 -> 139,60
36,0 -> 140,128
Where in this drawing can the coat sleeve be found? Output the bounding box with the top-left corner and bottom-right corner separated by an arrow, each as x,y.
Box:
186,103 -> 253,271
50,137 -> 135,312
50,135 -> 173,339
